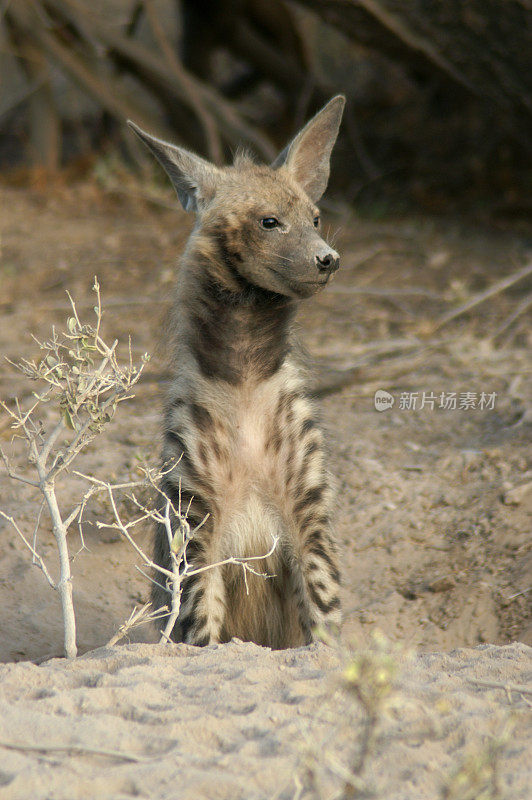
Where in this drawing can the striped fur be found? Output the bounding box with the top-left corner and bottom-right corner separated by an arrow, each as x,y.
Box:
131,96 -> 345,648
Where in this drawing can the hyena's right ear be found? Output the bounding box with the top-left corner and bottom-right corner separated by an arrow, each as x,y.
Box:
127,121 -> 220,213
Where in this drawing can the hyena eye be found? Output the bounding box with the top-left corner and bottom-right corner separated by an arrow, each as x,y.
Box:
313,215 -> 320,228
260,217 -> 279,230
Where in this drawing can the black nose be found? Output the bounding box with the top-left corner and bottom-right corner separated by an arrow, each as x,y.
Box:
316,253 -> 340,273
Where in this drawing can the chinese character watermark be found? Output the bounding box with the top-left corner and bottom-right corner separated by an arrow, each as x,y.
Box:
375,390 -> 497,412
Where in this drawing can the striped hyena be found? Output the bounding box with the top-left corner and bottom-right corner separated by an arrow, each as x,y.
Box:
129,96 -> 345,648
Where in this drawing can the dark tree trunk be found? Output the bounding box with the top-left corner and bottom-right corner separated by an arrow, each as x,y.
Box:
294,0 -> 532,128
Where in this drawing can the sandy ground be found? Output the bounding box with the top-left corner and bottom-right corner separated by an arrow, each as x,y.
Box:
0,182 -> 531,797
0,640 -> 530,799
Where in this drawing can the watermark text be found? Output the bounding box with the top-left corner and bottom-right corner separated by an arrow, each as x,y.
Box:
374,390 -> 497,412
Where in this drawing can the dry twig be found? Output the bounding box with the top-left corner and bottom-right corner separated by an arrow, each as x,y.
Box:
432,261 -> 532,332
467,678 -> 532,697
0,739 -> 155,763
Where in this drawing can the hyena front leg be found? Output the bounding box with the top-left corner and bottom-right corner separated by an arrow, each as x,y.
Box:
285,412 -> 342,641
152,479 -> 226,646
177,556 -> 226,646
290,520 -> 341,643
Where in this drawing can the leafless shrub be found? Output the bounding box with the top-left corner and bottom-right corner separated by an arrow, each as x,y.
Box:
0,278 -> 147,658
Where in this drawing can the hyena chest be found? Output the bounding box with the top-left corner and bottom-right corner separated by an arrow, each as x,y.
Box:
192,373 -> 321,526
201,387 -> 292,503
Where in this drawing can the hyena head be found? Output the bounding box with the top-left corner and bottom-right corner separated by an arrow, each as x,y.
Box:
128,96 -> 345,299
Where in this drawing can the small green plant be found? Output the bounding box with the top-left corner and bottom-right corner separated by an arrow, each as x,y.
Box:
441,719 -> 514,800
292,631 -> 403,799
342,631 -> 400,796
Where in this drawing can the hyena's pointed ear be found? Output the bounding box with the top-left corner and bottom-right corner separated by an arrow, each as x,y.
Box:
127,121 -> 220,213
272,95 -> 345,202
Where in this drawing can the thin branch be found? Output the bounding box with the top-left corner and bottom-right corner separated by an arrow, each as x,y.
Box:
0,397 -> 45,439
107,602 -> 167,646
493,292 -> 532,340
432,261 -> 532,331
95,481 -> 175,578
31,497 -> 46,562
0,445 -> 39,487
63,483 -> 100,531
142,0 -> 223,163
135,565 -> 167,594
0,739 -> 154,763
40,417 -> 65,467
467,678 -> 532,696
357,0 -> 478,92
160,498 -> 182,642
186,538 -> 279,577
0,510 -> 56,589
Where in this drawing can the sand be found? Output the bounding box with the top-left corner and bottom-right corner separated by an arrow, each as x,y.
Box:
0,640 -> 530,799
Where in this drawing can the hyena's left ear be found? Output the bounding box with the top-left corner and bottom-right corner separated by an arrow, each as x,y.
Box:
127,121 -> 221,213
272,95 -> 345,202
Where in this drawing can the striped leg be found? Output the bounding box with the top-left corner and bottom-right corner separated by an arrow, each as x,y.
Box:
286,406 -> 341,640
289,429 -> 341,639
177,557 -> 226,646
302,525 -> 341,626
290,524 -> 341,642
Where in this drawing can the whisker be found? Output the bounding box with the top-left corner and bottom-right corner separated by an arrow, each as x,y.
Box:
255,247 -> 295,265
330,226 -> 343,248
270,253 -> 295,264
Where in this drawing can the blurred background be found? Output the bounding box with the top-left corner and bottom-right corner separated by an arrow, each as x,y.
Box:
1,0 -> 531,216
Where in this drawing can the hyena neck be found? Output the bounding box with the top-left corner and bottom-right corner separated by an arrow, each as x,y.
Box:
182,246 -> 297,385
